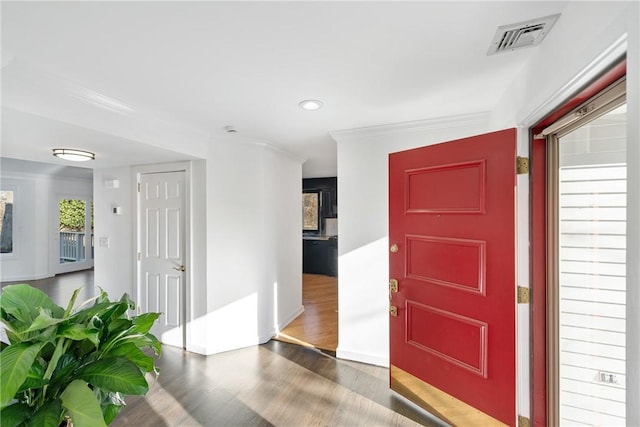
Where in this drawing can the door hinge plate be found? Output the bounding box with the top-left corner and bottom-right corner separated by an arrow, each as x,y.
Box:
137,252 -> 141,261
517,156 -> 529,174
517,286 -> 530,304
389,279 -> 398,293
137,182 -> 141,192
518,415 -> 531,427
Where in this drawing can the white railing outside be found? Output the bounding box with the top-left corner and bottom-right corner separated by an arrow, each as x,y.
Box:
59,231 -> 94,263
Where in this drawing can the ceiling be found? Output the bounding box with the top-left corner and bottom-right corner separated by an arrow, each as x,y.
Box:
1,1 -> 569,177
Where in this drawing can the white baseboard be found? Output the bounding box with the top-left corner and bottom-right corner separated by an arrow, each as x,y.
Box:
276,305 -> 305,332
185,343 -> 209,355
336,347 -> 389,367
1,273 -> 52,282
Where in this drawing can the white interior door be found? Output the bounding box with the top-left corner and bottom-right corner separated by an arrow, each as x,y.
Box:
138,171 -> 186,348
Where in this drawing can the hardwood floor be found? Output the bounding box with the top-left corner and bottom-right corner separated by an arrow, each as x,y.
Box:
2,271 -> 447,426
113,341 -> 445,427
276,274 -> 338,353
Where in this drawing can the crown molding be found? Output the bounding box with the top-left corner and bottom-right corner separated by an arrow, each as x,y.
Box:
330,111 -> 491,143
258,141 -> 305,163
215,132 -> 304,163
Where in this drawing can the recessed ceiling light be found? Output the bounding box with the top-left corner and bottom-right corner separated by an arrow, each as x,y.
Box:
298,99 -> 323,111
52,148 -> 95,162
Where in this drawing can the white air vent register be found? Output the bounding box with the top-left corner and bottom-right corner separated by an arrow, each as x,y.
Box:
488,14 -> 560,55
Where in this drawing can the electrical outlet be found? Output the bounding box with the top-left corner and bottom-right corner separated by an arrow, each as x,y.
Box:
597,371 -> 618,384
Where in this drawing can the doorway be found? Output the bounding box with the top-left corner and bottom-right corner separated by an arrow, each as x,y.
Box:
56,196 -> 94,275
276,273 -> 338,353
136,170 -> 187,349
388,129 -> 517,426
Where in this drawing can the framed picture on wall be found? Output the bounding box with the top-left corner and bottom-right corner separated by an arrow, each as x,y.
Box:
302,191 -> 320,232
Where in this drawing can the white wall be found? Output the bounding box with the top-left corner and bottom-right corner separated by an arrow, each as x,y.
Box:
0,170 -> 92,281
92,167 -> 134,300
92,138 -> 303,356
202,137 -> 303,354
264,146 -> 303,331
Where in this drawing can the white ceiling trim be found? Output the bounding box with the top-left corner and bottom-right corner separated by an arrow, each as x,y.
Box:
330,111 -> 491,143
218,133 -> 305,163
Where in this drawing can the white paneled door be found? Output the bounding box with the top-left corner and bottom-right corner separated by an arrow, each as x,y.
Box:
138,171 -> 186,349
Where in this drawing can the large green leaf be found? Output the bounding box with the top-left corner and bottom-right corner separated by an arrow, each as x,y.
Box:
118,293 -> 136,311
94,389 -> 125,425
107,342 -> 155,372
102,404 -> 121,425
3,322 -> 58,345
107,318 -> 131,334
78,358 -> 148,395
69,301 -> 111,323
130,312 -> 160,334
109,331 -> 161,356
56,323 -> 99,348
26,398 -> 63,427
46,353 -> 80,393
0,342 -> 43,408
0,285 -> 64,326
17,359 -> 46,392
24,308 -> 65,333
0,402 -> 33,427
60,380 -> 107,427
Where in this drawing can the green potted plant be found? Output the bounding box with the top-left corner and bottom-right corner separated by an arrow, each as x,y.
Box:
0,284 -> 161,427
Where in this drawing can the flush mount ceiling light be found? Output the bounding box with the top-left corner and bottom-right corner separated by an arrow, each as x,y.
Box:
52,148 -> 95,162
298,99 -> 323,111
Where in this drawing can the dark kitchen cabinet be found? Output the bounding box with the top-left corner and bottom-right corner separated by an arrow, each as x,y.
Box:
303,238 -> 338,277
326,238 -> 338,277
303,239 -> 327,274
303,177 -> 337,222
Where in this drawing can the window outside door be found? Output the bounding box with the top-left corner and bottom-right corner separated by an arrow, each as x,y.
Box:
538,76 -> 628,426
57,197 -> 94,274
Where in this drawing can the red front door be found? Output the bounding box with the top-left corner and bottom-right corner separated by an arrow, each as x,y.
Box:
389,129 -> 517,426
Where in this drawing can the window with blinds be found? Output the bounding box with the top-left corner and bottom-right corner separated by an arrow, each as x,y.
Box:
557,103 -> 627,426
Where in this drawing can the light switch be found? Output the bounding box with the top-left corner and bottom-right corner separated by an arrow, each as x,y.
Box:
99,237 -> 109,248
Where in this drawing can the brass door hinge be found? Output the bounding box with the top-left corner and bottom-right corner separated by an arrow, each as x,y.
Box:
517,286 -> 530,304
518,415 -> 531,427
517,156 -> 529,174
137,182 -> 141,192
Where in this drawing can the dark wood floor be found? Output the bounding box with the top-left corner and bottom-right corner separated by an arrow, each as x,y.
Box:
113,341 -> 444,427
2,270 -> 446,427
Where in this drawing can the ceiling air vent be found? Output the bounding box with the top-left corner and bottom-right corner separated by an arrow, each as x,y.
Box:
488,14 -> 560,55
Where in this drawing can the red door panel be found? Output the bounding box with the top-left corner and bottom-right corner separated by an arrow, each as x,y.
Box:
389,129 -> 517,426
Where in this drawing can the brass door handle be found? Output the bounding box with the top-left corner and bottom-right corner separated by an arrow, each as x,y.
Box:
172,265 -> 186,272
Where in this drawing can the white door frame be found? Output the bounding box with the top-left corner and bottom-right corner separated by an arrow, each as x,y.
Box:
133,162 -> 192,350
